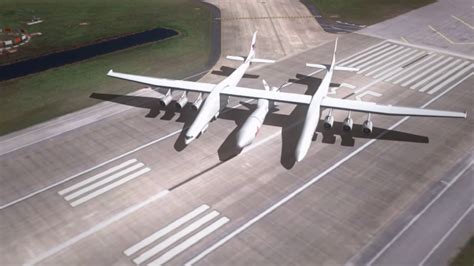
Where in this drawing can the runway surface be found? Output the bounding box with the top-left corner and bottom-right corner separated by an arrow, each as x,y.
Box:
1,1 -> 473,265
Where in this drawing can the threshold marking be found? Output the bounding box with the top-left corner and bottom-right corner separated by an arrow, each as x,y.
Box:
124,204 -> 229,265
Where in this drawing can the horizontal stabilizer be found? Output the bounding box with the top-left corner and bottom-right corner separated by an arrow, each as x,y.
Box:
334,66 -> 359,72
226,55 -> 245,61
306,63 -> 328,69
251,58 -> 275,64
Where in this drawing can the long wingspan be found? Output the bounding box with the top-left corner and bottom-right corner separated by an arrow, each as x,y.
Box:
321,97 -> 466,118
108,70 -> 312,105
108,70 -> 215,93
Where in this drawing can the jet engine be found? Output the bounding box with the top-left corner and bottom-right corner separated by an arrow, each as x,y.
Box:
159,90 -> 173,107
342,116 -> 353,132
175,94 -> 188,111
192,94 -> 203,111
362,120 -> 373,134
323,115 -> 334,129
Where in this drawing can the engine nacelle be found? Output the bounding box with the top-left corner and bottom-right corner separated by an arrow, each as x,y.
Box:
192,96 -> 203,111
159,94 -> 173,107
201,123 -> 209,134
343,117 -> 353,132
323,115 -> 334,129
175,95 -> 188,111
362,120 -> 373,134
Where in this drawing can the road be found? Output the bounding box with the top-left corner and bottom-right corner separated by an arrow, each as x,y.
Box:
0,0 -> 473,265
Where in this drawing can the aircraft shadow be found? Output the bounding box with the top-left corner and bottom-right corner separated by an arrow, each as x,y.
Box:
91,90 -> 429,168
211,66 -> 259,79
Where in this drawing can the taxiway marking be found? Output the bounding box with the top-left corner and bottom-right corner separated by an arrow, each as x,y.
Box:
366,162 -> 473,266
184,70 -> 472,266
429,25 -> 474,45
451,15 -> 474,30
419,204 -> 473,266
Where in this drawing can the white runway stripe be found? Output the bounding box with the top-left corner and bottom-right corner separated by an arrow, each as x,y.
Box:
58,159 -> 137,195
413,58 -> 460,91
148,217 -> 229,266
374,51 -> 426,80
358,47 -> 408,74
386,53 -> 436,82
124,205 -> 210,256
369,50 -> 420,78
70,167 -> 150,207
338,41 -> 389,66
133,211 -> 220,264
420,61 -> 470,92
65,163 -> 144,201
401,56 -> 448,87
428,64 -> 473,94
346,44 -> 397,68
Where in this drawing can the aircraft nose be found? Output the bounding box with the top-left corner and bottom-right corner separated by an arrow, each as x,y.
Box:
184,135 -> 194,145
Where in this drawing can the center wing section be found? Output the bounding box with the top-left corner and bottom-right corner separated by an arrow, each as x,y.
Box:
108,70 -> 215,93
222,86 -> 312,105
321,97 -> 466,118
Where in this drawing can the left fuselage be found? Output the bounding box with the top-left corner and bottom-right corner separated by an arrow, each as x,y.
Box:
184,60 -> 252,144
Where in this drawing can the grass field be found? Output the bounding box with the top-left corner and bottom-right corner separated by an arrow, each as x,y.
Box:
0,0 -> 213,136
451,236 -> 474,266
309,0 -> 435,25
0,0 -> 209,64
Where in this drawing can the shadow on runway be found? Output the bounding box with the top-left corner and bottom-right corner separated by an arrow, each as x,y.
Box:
211,66 -> 259,79
91,88 -> 430,168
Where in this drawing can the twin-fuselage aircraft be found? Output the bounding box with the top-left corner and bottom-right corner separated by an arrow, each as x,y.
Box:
107,32 -> 466,162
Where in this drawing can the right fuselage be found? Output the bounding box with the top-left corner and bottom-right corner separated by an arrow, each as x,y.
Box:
294,66 -> 334,162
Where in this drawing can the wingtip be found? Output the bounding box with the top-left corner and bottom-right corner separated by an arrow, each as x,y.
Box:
107,69 -> 114,75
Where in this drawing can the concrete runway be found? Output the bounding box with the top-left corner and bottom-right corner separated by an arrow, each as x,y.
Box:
1,1 -> 473,265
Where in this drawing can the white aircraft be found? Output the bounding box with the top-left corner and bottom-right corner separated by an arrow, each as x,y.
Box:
109,31 -> 276,144
107,37 -> 466,162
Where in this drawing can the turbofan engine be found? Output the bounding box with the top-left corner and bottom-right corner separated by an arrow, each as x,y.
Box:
323,115 -> 334,129
175,94 -> 188,111
362,115 -> 373,134
159,90 -> 173,107
342,116 -> 353,132
192,94 -> 203,111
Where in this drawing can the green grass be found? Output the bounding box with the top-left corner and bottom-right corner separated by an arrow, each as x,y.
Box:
0,0 -> 213,135
309,0 -> 435,25
0,0 -> 208,64
451,236 -> 474,266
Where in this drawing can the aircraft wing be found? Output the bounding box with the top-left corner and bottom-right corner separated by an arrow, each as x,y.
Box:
321,97 -> 466,118
108,70 -> 312,104
108,70 -> 215,93
223,86 -> 312,105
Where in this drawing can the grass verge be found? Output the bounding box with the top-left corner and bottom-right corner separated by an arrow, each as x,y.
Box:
451,236 -> 474,266
308,0 -> 435,25
0,0 -> 213,136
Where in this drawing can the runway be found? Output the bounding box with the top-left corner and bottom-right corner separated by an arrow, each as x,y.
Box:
1,1 -> 473,265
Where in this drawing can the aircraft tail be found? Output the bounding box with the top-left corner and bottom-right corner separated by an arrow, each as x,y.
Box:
226,31 -> 275,64
305,38 -> 359,72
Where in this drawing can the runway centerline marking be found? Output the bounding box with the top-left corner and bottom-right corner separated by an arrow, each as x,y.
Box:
184,71 -> 472,266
